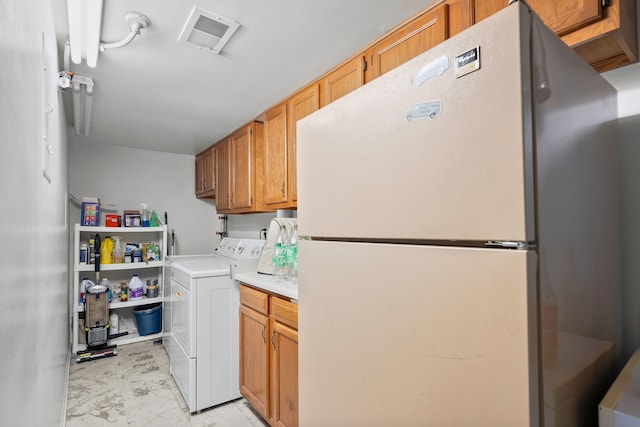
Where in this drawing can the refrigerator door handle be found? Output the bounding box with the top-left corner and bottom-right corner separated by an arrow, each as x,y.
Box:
485,241 -> 535,250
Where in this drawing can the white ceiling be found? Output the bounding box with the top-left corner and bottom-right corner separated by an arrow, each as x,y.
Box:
51,0 -> 437,155
51,0 -> 640,156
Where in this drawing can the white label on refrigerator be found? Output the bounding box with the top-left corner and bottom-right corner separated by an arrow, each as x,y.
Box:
414,55 -> 450,86
454,46 -> 480,78
405,100 -> 442,122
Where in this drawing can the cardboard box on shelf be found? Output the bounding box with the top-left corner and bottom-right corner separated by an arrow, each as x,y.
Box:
124,210 -> 141,227
81,197 -> 100,226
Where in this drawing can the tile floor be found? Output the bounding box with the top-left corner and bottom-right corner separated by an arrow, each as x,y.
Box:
65,340 -> 269,427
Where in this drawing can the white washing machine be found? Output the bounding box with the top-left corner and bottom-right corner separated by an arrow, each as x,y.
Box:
165,238 -> 264,413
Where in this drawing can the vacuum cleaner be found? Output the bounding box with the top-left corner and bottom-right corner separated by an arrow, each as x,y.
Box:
76,233 -> 118,362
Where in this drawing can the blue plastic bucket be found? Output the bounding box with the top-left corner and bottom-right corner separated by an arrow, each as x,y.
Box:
133,303 -> 162,336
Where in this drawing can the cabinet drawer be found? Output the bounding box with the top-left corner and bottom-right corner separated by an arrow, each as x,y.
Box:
271,296 -> 298,330
240,284 -> 269,315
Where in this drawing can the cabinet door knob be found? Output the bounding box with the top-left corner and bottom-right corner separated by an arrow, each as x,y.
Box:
261,324 -> 267,344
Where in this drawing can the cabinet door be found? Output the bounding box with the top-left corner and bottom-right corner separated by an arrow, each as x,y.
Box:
264,103 -> 288,206
474,0 -> 603,36
195,153 -> 204,195
288,84 -> 320,204
447,0 -> 474,37
528,0 -> 603,36
474,0 -> 506,24
365,4 -> 447,82
239,304 -> 270,420
270,321 -> 299,427
202,147 -> 215,195
320,56 -> 364,107
474,0 -> 636,72
565,0 -> 638,72
230,125 -> 255,210
215,139 -> 231,212
196,147 -> 215,198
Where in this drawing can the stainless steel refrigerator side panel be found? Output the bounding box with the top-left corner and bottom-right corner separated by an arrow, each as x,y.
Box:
529,9 -> 621,426
298,240 -> 539,426
297,3 -> 535,243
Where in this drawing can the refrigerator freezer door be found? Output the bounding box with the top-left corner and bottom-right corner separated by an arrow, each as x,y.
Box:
297,3 -> 535,242
298,240 -> 539,426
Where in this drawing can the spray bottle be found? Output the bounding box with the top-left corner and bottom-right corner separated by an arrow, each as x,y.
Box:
112,236 -> 123,264
141,203 -> 150,227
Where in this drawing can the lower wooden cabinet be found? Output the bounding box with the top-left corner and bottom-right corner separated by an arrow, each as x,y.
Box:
239,284 -> 298,427
239,302 -> 270,418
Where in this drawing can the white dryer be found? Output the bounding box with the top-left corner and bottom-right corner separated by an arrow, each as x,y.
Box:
165,238 -> 264,413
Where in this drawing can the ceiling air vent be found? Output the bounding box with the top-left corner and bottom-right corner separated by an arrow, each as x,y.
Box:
178,6 -> 240,55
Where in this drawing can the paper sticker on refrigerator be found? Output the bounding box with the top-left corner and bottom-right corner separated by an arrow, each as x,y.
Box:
405,100 -> 442,122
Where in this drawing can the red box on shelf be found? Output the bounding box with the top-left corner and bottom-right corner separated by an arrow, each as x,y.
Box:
105,214 -> 121,227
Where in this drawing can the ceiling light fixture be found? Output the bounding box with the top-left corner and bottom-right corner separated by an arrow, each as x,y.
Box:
71,74 -> 94,137
66,0 -> 151,68
58,70 -> 94,137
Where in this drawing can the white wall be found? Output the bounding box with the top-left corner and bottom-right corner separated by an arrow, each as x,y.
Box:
68,141 -> 220,255
0,0 -> 70,425
616,115 -> 640,360
68,139 -> 278,254
602,45 -> 640,359
228,212 -> 276,239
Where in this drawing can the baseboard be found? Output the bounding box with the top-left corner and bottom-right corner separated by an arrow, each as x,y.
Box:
60,346 -> 71,427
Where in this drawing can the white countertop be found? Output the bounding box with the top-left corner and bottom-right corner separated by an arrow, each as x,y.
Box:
234,272 -> 298,300
600,348 -> 640,426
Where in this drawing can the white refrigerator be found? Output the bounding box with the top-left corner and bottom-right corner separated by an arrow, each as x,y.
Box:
296,2 -> 621,426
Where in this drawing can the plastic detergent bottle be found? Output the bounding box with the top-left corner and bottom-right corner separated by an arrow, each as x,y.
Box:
129,274 -> 144,301
79,278 -> 94,304
101,236 -> 114,264
100,278 -> 112,302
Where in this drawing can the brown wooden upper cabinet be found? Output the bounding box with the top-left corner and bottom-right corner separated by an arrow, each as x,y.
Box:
215,122 -> 266,214
362,0 -> 475,83
364,2 -> 449,83
474,0 -> 638,72
204,0 -> 636,210
320,56 -> 365,107
476,0 -> 604,34
263,84 -> 320,210
215,138 -> 230,211
263,102 -> 289,207
195,146 -> 215,199
287,85 -> 320,204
